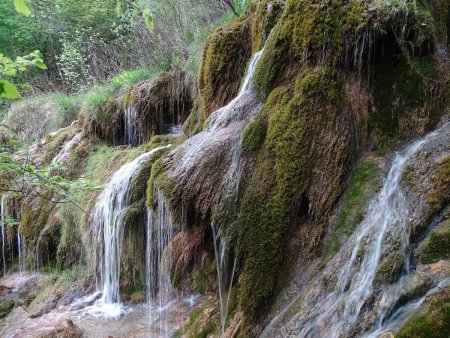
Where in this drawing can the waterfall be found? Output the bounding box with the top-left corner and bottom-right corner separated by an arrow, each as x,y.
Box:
51,132 -> 84,165
145,189 -> 177,335
365,278 -> 450,337
1,195 -> 7,276
212,222 -> 237,336
207,48 -> 265,335
262,122 -> 449,337
300,123 -> 448,337
124,105 -> 139,146
17,232 -> 25,273
89,145 -> 171,306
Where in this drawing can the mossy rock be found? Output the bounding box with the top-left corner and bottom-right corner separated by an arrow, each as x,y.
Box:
0,299 -> 15,319
323,159 -> 381,261
427,156 -> 450,213
130,291 -> 146,304
374,252 -> 404,286
239,67 -> 354,328
418,218 -> 450,264
87,69 -> 193,146
396,288 -> 450,338
198,18 -> 252,119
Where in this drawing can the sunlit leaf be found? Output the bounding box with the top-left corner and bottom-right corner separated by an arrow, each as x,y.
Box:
14,0 -> 32,16
0,80 -> 21,99
143,8 -> 154,33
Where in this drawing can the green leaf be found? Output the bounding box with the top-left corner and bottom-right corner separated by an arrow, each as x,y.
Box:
14,0 -> 32,16
143,8 -> 154,33
32,59 -> 47,70
0,80 -> 21,99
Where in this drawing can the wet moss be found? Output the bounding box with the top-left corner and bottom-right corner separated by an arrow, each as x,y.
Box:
238,67 -> 351,328
242,113 -> 266,152
249,0 -> 284,53
0,299 -> 15,319
418,218 -> 450,264
324,159 -> 381,261
174,298 -> 220,338
146,158 -> 164,207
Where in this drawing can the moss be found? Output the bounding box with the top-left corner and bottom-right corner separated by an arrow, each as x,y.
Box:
86,69 -> 193,146
249,0 -> 284,53
120,207 -> 146,296
427,156 -> 450,212
242,113 -> 266,152
418,218 -> 450,264
396,288 -> 450,338
146,158 -> 164,207
0,299 -> 15,319
371,49 -> 440,141
20,196 -> 52,258
324,159 -> 381,261
374,252 -> 404,286
56,219 -> 85,271
254,0 -> 367,98
239,67 -> 351,328
198,17 -> 252,119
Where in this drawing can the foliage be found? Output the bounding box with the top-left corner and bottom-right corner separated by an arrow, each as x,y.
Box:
0,126 -> 92,205
0,51 -> 46,98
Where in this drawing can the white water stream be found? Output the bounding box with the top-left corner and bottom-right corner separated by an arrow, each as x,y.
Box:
89,145 -> 171,315
51,132 -> 84,165
146,188 -> 178,335
1,195 -> 7,277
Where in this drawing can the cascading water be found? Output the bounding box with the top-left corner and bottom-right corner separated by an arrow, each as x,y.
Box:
145,189 -> 178,335
263,122 -> 450,337
212,222 -> 237,336
206,48 -> 265,335
1,195 -> 7,276
51,132 -> 84,165
125,105 -> 139,146
89,145 -> 171,310
17,232 -> 25,273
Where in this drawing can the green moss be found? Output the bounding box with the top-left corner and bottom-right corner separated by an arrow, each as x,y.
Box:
324,159 -> 381,261
239,67 -> 347,327
427,156 -> 450,212
20,196 -> 52,257
56,218 -> 85,271
254,0 -> 367,98
371,51 -> 439,140
418,218 -> 450,264
174,301 -> 219,338
198,17 -> 252,118
249,0 -> 284,53
146,158 -> 164,207
396,289 -> 450,338
374,252 -> 404,286
242,113 -> 266,152
0,299 -> 15,319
